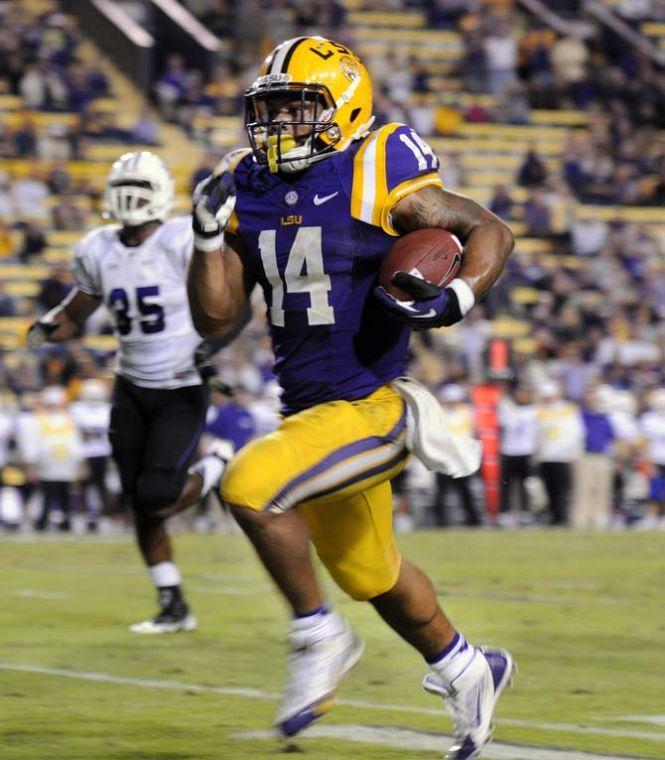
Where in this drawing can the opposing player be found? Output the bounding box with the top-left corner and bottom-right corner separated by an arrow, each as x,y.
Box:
27,151 -> 235,633
188,38 -> 515,759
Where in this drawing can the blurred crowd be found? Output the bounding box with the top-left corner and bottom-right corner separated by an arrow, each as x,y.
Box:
1,346 -> 664,533
0,1 -> 160,163
0,1 -> 663,533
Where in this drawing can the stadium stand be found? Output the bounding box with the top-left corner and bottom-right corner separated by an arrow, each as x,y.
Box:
0,0 -> 663,532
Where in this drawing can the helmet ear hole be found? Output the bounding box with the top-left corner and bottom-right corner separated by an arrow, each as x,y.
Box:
350,107 -> 361,123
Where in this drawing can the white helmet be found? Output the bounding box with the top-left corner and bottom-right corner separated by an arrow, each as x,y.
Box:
103,151 -> 174,226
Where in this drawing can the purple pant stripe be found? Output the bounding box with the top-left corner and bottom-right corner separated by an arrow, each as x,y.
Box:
269,404 -> 407,508
175,422 -> 204,470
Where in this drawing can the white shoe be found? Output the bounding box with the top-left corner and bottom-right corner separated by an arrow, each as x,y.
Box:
423,646 -> 515,760
130,604 -> 198,634
275,612 -> 364,737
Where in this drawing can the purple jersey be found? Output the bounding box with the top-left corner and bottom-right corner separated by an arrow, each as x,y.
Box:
228,123 -> 442,414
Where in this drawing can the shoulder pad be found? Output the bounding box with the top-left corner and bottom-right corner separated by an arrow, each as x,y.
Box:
214,148 -> 253,178
350,123 -> 441,235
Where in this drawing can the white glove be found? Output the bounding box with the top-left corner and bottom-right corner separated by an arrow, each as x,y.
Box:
26,319 -> 59,348
192,171 -> 237,251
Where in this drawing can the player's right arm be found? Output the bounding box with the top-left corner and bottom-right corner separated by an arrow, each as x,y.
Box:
187,169 -> 256,338
26,289 -> 101,348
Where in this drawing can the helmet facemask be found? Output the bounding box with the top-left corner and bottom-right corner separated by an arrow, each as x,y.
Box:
245,80 -> 341,173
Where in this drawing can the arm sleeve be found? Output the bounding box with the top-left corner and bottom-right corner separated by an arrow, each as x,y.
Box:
70,241 -> 102,297
350,123 -> 443,236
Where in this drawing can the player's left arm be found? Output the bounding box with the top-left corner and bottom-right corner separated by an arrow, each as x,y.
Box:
391,185 -> 514,301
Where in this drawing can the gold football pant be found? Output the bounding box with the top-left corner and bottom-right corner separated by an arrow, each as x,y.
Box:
221,385 -> 409,600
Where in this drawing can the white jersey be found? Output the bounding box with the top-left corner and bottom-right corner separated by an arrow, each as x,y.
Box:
535,401 -> 584,463
639,411 -> 665,466
70,400 -> 112,459
71,217 -> 201,389
16,411 -> 83,481
499,401 -> 538,457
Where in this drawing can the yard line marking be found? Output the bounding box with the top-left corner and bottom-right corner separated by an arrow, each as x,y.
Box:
12,589 -> 69,600
233,725 -> 637,760
0,663 -> 663,743
599,715 -> 665,727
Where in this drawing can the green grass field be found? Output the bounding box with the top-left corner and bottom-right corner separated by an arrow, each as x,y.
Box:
1,529 -> 663,760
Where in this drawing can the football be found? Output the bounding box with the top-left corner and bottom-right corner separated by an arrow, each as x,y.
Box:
379,228 -> 463,300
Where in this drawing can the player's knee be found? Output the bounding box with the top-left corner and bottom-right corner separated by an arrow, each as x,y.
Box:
135,471 -> 183,517
319,556 -> 401,602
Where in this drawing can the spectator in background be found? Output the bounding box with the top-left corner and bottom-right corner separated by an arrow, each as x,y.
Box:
557,344 -> 599,402
51,191 -> 86,231
408,93 -> 435,137
551,34 -> 589,96
37,266 -> 73,313
517,147 -> 548,188
129,106 -> 160,146
461,27 -> 486,93
639,388 -> 665,527
46,161 -> 72,195
12,113 -> 39,157
70,378 -> 112,531
432,384 -> 482,527
535,380 -> 583,525
155,53 -> 188,122
495,81 -> 530,124
524,189 -> 552,237
572,385 -> 615,529
571,216 -> 608,256
483,18 -> 518,95
18,219 -> 47,263
12,165 -> 49,219
489,184 -> 515,220
498,385 -> 539,526
15,384 -> 84,532
205,385 -> 256,453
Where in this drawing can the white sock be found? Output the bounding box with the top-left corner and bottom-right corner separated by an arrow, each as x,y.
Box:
428,632 -> 476,686
291,606 -> 343,636
188,454 -> 225,496
149,561 -> 181,588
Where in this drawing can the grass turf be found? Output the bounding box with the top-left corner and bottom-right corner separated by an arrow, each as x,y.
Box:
0,529 -> 663,759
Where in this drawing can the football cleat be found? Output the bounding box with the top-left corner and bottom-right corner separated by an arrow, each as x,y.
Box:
423,646 -> 515,760
275,612 -> 364,738
130,602 -> 197,634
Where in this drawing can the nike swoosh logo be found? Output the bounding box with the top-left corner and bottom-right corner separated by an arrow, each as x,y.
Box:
410,309 -> 437,319
313,191 -> 339,206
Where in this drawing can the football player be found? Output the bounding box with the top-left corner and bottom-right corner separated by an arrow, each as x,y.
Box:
188,37 -> 515,760
27,151 -> 236,634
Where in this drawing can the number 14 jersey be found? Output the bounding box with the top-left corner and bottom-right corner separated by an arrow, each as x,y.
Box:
71,217 -> 201,389
228,122 -> 443,414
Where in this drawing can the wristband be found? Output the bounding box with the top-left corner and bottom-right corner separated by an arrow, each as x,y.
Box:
193,232 -> 224,252
447,278 -> 475,317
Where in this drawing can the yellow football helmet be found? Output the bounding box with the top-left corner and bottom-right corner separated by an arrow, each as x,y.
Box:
245,36 -> 374,173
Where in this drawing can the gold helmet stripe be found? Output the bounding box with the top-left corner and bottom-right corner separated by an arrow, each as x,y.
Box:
269,36 -> 308,75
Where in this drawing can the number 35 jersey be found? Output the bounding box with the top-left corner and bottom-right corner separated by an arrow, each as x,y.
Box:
228,122 -> 442,414
71,217 -> 202,389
